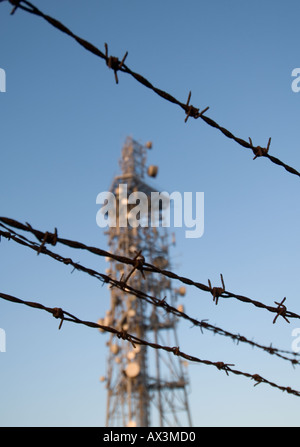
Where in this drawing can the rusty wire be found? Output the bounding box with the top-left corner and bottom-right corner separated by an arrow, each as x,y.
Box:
1,289 -> 300,397
1,223 -> 300,368
1,217 -> 299,326
4,0 -> 300,179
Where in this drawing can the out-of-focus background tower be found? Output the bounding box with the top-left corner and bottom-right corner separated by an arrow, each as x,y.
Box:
98,137 -> 192,427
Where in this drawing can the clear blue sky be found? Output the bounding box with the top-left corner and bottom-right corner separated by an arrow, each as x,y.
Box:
1,0 -> 300,427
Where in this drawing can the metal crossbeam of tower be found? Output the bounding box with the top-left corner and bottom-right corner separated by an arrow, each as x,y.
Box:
98,137 -> 192,427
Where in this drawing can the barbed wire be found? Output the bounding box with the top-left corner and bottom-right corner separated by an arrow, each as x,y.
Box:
1,0 -> 300,413
1,289 -> 300,397
4,0 -> 300,179
1,217 -> 299,326
1,222 -> 300,368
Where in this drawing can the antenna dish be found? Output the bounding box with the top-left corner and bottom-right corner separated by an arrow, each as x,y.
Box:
127,309 -> 136,318
153,256 -> 168,269
127,351 -> 136,360
178,286 -> 186,296
110,344 -> 119,355
127,420 -> 137,427
125,362 -> 140,378
177,304 -> 184,313
147,165 -> 158,178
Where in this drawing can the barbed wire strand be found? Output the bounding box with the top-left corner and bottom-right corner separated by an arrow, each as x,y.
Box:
1,217 -> 299,325
1,225 -> 300,367
5,0 -> 300,179
1,289 -> 300,397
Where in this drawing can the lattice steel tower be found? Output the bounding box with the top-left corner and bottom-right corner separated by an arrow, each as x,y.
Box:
98,137 -> 192,427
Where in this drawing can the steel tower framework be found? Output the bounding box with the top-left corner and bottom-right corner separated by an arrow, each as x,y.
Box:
99,137 -> 192,427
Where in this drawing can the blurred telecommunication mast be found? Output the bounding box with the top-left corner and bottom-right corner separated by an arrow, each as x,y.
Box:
98,137 -> 192,427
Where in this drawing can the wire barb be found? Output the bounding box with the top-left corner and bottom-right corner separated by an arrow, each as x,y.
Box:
249,137 -> 271,160
183,90 -> 210,120
273,297 -> 290,325
172,346 -> 180,356
36,228 -> 58,255
9,0 -> 21,15
252,374 -> 264,387
119,250 -> 145,287
104,42 -> 128,84
184,90 -> 201,123
208,274 -> 225,305
215,361 -> 234,376
52,307 -> 64,329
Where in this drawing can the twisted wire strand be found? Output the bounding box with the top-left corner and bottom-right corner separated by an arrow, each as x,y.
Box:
1,217 -> 299,324
4,0 -> 300,179
1,223 -> 299,367
1,289 -> 300,397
